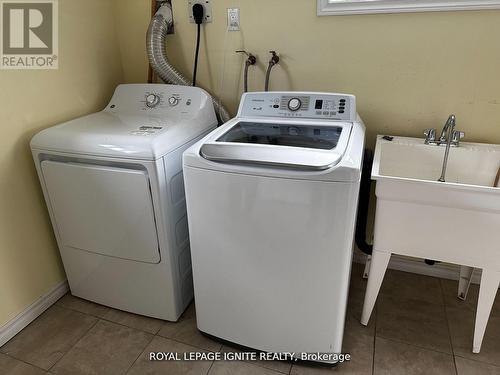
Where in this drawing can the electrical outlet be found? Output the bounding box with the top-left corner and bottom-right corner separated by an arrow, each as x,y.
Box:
188,0 -> 212,23
227,8 -> 240,31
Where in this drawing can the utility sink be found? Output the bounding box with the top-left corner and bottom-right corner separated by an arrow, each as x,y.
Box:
371,135 -> 500,268
374,135 -> 500,190
361,135 -> 500,354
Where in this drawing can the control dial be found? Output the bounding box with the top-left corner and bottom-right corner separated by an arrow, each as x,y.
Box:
168,96 -> 179,106
145,94 -> 160,108
287,98 -> 302,111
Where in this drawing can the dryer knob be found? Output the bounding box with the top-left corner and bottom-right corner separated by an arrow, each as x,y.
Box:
168,96 -> 179,106
146,94 -> 160,108
287,98 -> 301,111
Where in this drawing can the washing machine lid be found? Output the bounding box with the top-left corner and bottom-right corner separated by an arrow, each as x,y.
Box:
200,119 -> 352,171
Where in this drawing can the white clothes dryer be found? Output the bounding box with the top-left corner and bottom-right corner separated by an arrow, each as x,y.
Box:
31,84 -> 217,321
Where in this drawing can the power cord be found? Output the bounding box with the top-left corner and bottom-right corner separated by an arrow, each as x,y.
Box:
192,4 -> 204,86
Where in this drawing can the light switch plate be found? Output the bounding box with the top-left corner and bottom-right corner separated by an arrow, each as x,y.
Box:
188,0 -> 212,23
227,8 -> 240,31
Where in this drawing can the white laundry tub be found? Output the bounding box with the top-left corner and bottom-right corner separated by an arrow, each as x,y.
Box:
361,135 -> 500,354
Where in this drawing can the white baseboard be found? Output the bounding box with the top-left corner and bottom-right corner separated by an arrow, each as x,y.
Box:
353,250 -> 482,284
0,280 -> 69,347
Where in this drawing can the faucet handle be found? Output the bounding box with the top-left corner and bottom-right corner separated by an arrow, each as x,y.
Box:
452,130 -> 465,143
424,128 -> 436,143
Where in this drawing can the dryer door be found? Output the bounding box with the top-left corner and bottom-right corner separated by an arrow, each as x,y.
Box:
41,161 -> 160,263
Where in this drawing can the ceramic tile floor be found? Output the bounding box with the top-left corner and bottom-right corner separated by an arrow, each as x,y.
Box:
2,263 -> 500,375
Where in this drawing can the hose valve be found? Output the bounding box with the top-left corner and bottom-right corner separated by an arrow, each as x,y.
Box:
236,50 -> 256,65
236,50 -> 256,93
268,50 -> 279,66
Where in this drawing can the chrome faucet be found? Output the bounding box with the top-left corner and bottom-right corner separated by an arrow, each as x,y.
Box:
423,114 -> 465,182
439,114 -> 456,144
437,114 -> 456,182
423,128 -> 437,144
424,116 -> 464,147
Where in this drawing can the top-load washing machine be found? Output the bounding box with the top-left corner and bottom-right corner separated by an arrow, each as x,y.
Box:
183,92 -> 365,362
31,84 -> 217,321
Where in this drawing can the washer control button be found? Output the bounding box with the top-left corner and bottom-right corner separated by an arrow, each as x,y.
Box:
145,94 -> 160,108
287,98 -> 302,111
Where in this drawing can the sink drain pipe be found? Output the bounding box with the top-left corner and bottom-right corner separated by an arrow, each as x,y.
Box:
146,3 -> 230,124
355,148 -> 374,256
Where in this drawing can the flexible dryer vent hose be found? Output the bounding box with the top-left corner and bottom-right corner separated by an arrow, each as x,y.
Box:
146,3 -> 231,124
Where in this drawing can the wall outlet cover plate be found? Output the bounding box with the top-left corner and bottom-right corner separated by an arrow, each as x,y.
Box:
227,8 -> 240,31
188,0 -> 212,23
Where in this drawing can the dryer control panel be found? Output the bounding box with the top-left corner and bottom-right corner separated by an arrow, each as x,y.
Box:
104,84 -> 210,117
238,92 -> 356,121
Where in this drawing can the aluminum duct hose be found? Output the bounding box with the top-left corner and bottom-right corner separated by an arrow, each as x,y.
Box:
146,3 -> 230,124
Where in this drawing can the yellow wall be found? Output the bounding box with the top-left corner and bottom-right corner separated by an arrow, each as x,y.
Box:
2,0 -> 500,328
119,0 -> 500,147
0,0 -> 123,326
114,0 -> 151,83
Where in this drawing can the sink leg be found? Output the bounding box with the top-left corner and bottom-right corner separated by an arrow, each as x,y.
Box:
361,250 -> 391,326
458,266 -> 474,301
473,268 -> 500,353
363,255 -> 371,279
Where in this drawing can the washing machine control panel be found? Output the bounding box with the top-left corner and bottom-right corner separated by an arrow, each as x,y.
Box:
105,84 -> 202,116
238,92 -> 356,121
